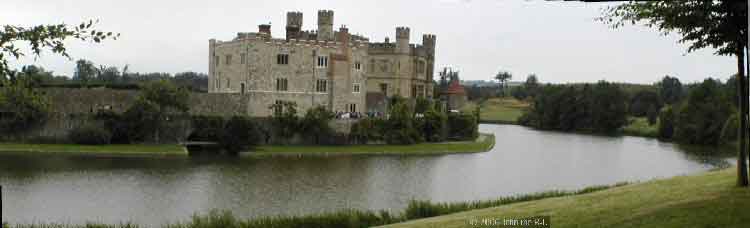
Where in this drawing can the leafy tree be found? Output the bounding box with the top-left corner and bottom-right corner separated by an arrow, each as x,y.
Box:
674,79 -> 732,145
600,0 -> 749,186
1,20 -> 119,80
414,97 -> 431,114
590,81 -> 628,133
384,99 -> 421,144
122,99 -> 160,142
96,65 -> 120,83
221,116 -> 260,154
524,74 -> 540,98
73,59 -> 97,83
494,71 -> 512,96
630,90 -> 662,117
0,80 -> 50,134
646,105 -> 658,126
658,76 -> 684,105
350,118 -> 384,144
419,106 -> 447,142
300,105 -> 334,144
658,106 -> 676,139
268,101 -> 299,144
448,113 -> 478,140
128,80 -> 189,143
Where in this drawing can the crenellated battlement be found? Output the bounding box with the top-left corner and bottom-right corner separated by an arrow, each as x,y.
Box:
396,27 -> 410,39
317,10 -> 334,25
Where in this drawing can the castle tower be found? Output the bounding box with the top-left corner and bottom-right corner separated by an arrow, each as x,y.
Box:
396,27 -> 410,54
286,11 -> 303,40
422,34 -> 436,56
317,10 -> 334,41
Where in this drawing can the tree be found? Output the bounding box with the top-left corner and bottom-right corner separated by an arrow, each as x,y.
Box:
658,106 -> 676,139
590,81 -> 628,133
674,79 -> 732,145
73,59 -> 96,84
494,71 -> 512,97
601,0 -> 749,186
300,105 -> 334,144
268,101 -> 299,144
384,99 -> 421,145
1,20 -> 119,80
135,80 -> 189,143
658,76 -> 684,105
221,116 -> 260,154
630,90 -> 662,117
524,74 -> 540,98
0,80 -> 50,134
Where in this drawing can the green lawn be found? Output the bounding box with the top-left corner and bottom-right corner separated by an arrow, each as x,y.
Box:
251,133 -> 495,156
382,168 -> 750,228
477,98 -> 529,124
621,117 -> 659,138
0,143 -> 187,156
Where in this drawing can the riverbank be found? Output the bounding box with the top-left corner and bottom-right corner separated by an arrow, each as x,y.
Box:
0,143 -> 187,156
248,133 -> 495,156
383,168 -> 750,228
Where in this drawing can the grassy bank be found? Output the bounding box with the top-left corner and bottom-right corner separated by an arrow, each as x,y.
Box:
250,133 -> 495,156
621,117 -> 659,138
476,98 -> 529,124
384,168 -> 750,228
0,143 -> 186,156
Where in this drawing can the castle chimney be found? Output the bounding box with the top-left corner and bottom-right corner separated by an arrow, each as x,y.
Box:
317,10 -> 334,41
258,24 -> 271,35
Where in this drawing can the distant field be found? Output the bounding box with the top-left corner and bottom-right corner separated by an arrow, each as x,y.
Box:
477,97 -> 529,124
0,143 -> 186,156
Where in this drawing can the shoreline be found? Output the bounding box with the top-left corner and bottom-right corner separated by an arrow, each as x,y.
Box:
0,133 -> 495,157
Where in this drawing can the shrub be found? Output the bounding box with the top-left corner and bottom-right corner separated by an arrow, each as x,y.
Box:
420,108 -> 447,142
95,110 -> 130,144
0,82 -> 50,133
268,101 -> 299,144
384,101 -> 421,144
350,118 -> 384,144
220,116 -> 261,153
190,115 -> 225,141
658,106 -> 676,139
69,124 -> 112,145
673,79 -> 732,145
448,113 -> 478,140
300,106 -> 334,144
122,99 -> 160,142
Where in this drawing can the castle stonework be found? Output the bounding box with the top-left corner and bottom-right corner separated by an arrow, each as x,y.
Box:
209,10 -> 436,116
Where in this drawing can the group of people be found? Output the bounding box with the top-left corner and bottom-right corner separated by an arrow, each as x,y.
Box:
334,111 -> 386,119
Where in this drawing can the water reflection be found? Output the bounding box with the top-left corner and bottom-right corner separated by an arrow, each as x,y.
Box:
0,124 -> 734,225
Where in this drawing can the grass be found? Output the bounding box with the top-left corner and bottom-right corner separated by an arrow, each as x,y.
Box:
0,143 -> 187,156
621,117 -> 659,138
382,168 -> 750,228
250,133 -> 495,156
477,97 -> 529,124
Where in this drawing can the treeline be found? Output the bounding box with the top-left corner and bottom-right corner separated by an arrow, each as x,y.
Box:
518,76 -> 741,146
8,60 -> 208,92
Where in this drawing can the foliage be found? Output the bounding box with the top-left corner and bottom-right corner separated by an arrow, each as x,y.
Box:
494,71 -> 512,96
0,81 -> 49,133
349,118 -> 384,144
658,106 -> 676,139
94,110 -> 130,144
658,76 -> 684,105
520,81 -> 628,133
73,59 -> 96,84
139,80 -> 189,113
448,113 -> 478,140
268,101 -> 299,143
414,97 -> 431,114
68,124 -> 112,145
646,105 -> 658,125
600,1 -> 747,57
122,99 -> 160,142
419,107 -> 447,142
190,116 -> 225,142
630,90 -> 662,117
384,100 -> 422,145
674,79 -> 733,145
721,113 -> 739,143
300,106 -> 334,144
220,116 -> 260,153
0,20 -> 119,80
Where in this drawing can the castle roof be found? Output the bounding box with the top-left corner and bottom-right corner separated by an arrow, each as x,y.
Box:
445,80 -> 466,95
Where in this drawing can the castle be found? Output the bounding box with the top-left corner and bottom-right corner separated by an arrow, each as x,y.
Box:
208,10 -> 436,116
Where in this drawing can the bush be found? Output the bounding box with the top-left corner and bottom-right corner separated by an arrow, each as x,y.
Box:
69,124 -> 112,145
95,110 -> 130,143
0,82 -> 50,133
419,108 -> 447,142
448,113 -> 478,140
300,106 -> 334,144
350,118 -> 384,144
122,99 -> 160,142
190,115 -> 225,141
384,101 -> 421,144
673,79 -> 732,145
220,116 -> 260,154
658,106 -> 676,139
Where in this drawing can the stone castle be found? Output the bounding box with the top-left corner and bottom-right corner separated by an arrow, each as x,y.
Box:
209,10 -> 436,116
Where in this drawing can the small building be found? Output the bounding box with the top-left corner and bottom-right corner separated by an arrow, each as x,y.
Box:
444,79 -> 467,111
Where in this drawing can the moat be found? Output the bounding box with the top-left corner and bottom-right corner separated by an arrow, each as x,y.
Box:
0,124 -> 734,226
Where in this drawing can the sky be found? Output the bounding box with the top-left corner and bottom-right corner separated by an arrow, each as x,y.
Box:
1,0 -> 737,84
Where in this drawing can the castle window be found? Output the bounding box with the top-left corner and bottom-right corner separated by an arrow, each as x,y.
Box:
241,53 -> 247,64
225,54 -> 232,65
417,61 -> 425,73
411,85 -> 417,98
354,61 -> 362,71
316,79 -> 327,93
417,85 -> 425,97
276,78 -> 288,91
277,54 -> 289,65
273,100 -> 284,115
379,83 -> 388,96
226,78 -> 230,89
349,104 -> 357,112
352,83 -> 361,93
317,56 -> 328,68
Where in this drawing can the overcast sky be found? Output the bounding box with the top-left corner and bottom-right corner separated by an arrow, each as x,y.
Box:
2,0 -> 736,84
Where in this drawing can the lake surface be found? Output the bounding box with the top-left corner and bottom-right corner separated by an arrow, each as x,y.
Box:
0,124 -> 735,225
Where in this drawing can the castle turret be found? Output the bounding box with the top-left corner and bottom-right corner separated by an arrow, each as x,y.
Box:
286,12 -> 303,40
317,10 -> 334,41
258,24 -> 271,35
396,27 -> 410,54
422,34 -> 436,56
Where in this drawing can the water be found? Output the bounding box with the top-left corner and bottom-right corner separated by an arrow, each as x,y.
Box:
0,124 -> 734,225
